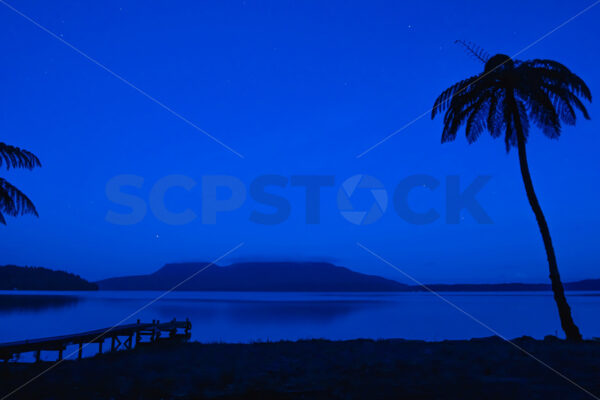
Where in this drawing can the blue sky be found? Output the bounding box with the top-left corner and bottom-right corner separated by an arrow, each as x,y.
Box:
0,0 -> 599,283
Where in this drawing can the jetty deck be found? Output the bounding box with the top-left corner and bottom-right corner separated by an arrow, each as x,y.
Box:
0,318 -> 191,362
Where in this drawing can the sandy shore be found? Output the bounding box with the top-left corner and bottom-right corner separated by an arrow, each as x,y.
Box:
1,336 -> 599,399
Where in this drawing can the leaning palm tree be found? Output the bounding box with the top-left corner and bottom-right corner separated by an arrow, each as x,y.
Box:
0,142 -> 41,224
432,42 -> 591,341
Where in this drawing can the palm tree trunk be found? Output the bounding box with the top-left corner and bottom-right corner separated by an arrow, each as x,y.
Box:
513,114 -> 583,341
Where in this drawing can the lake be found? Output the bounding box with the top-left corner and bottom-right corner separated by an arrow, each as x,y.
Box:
1,290 -> 599,360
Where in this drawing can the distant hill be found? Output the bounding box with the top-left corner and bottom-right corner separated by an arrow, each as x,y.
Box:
563,279 -> 600,291
96,262 -> 410,292
0,265 -> 98,291
417,280 -> 600,292
96,262 -> 600,292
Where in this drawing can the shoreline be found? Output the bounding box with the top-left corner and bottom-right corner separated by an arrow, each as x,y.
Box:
2,337 -> 600,399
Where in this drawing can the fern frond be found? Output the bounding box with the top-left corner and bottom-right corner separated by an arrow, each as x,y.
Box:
454,40 -> 490,63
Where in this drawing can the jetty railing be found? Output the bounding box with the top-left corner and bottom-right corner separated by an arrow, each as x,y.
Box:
0,318 -> 191,362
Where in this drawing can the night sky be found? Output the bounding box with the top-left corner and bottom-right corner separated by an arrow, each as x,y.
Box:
1,0 -> 599,283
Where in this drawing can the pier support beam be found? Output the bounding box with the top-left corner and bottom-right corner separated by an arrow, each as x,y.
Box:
125,335 -> 133,350
185,318 -> 191,338
136,320 -> 141,346
0,318 -> 190,363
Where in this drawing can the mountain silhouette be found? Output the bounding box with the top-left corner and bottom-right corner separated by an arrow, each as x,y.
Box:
0,265 -> 97,290
96,262 -> 409,291
96,262 -> 600,292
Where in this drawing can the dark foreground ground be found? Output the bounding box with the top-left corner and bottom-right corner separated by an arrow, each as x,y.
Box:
1,337 -> 600,399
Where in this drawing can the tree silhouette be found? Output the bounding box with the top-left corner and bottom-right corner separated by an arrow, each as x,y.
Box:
432,45 -> 591,341
0,143 -> 41,225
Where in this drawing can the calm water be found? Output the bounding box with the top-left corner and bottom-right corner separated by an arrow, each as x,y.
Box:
1,290 -> 599,360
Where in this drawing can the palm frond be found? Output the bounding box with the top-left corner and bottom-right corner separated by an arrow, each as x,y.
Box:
521,60 -> 592,102
465,96 -> 489,143
0,143 -> 41,170
433,54 -> 591,151
0,178 -> 38,224
518,88 -> 560,139
431,75 -> 480,119
486,92 -> 505,138
517,99 -> 530,140
440,108 -> 461,143
546,89 -> 576,126
502,99 -> 513,151
542,83 -> 590,120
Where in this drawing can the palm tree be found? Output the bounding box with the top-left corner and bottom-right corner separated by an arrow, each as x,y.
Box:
0,142 -> 41,225
432,44 -> 591,341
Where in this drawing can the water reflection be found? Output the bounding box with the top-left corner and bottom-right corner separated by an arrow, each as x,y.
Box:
153,299 -> 392,324
0,294 -> 81,313
0,291 -> 598,344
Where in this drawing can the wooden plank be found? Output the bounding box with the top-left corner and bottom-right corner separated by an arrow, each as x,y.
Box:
0,323 -> 154,350
0,319 -> 191,360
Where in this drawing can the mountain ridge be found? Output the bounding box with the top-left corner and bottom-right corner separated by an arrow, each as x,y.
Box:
97,262 -> 409,292
0,265 -> 98,291
96,262 -> 600,292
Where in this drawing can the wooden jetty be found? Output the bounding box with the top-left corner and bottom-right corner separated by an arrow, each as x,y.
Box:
0,318 -> 191,362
